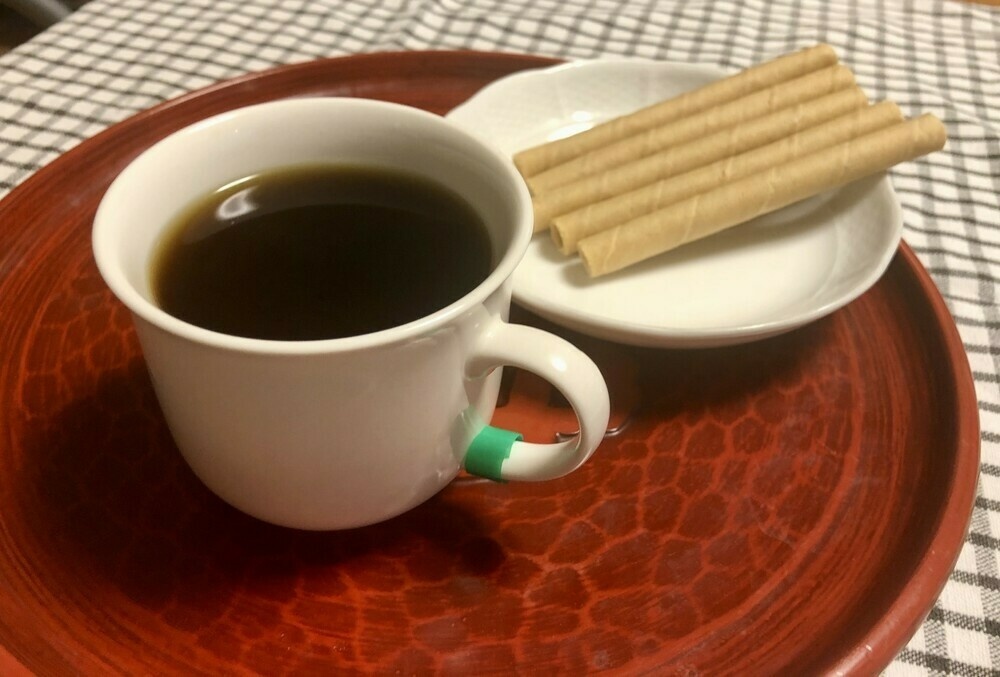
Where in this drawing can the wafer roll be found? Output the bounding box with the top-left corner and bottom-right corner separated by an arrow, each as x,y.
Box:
533,86 -> 869,233
578,114 -> 946,277
552,101 -> 903,253
513,44 -> 839,177
526,64 -> 856,193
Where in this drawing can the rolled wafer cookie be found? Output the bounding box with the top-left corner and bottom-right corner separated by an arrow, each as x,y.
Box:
513,44 -> 839,177
552,101 -> 903,253
532,86 -> 869,233
578,114 -> 946,277
526,64 -> 856,194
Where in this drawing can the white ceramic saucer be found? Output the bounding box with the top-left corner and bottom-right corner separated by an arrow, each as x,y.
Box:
446,59 -> 903,348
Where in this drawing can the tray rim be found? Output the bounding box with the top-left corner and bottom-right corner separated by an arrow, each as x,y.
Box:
0,49 -> 981,675
828,243 -> 980,673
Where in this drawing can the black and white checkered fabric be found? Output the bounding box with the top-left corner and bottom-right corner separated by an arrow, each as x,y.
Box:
1,1 -> 997,673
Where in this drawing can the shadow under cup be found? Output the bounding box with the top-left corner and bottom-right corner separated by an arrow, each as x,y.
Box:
92,97 -> 535,530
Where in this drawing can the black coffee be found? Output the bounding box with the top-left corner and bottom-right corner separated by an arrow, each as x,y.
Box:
151,164 -> 493,341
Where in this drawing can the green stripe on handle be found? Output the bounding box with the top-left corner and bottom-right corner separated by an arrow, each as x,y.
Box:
464,426 -> 523,482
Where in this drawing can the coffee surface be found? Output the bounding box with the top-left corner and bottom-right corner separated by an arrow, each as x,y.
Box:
151,164 -> 492,341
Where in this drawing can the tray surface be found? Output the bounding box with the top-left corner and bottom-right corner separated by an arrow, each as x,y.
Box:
0,51 -> 979,675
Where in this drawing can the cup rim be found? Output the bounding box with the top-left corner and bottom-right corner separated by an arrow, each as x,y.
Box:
92,97 -> 532,355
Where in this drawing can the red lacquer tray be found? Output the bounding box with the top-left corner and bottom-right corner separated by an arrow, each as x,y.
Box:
0,52 -> 979,675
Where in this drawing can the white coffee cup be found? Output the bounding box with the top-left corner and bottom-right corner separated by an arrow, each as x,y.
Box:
92,97 -> 610,530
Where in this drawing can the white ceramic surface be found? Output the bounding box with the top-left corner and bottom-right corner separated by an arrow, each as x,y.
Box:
446,59 -> 904,348
93,98 -> 609,530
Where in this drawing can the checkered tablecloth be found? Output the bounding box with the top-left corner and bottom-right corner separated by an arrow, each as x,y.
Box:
1,0 -> 997,673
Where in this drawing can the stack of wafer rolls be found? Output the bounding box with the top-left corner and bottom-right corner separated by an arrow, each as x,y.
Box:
515,44 -> 947,277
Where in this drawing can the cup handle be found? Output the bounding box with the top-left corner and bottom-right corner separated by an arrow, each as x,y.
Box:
463,319 -> 610,482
